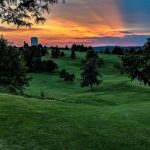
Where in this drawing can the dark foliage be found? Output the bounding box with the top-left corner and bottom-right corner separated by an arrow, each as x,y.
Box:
65,45 -> 69,50
60,69 -> 67,78
0,36 -> 30,92
71,44 -> 90,52
121,39 -> 150,86
60,51 -> 65,57
51,47 -> 61,58
104,47 -> 111,54
81,48 -> 103,89
86,47 -> 99,61
20,43 -> 57,73
59,69 -> 75,83
112,46 -> 124,55
0,0 -> 65,27
70,49 -> 76,59
81,59 -> 102,89
33,58 -> 58,73
64,73 -> 75,83
21,43 -> 48,72
42,60 -> 58,73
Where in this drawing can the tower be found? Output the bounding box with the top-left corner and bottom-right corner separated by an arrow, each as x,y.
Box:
31,37 -> 38,46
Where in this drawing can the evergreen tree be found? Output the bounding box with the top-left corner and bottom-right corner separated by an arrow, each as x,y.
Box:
70,49 -> 76,59
104,47 -> 110,54
86,48 -> 98,61
32,57 -> 42,72
112,46 -> 124,55
60,69 -> 67,78
64,73 -> 75,83
51,47 -> 60,58
60,69 -> 75,83
71,44 -> 78,51
0,36 -> 30,92
42,60 -> 58,73
81,59 -> 102,89
81,46 -> 103,89
65,45 -> 69,50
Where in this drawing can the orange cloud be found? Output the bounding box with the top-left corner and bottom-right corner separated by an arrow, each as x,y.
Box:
1,0 -> 148,46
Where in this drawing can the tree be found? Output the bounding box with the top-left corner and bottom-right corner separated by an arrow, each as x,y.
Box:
42,60 -> 58,73
51,47 -> 60,58
59,69 -> 67,78
59,69 -> 75,83
70,49 -> 76,59
71,44 -> 78,51
64,73 -> 75,83
60,51 -> 65,57
86,47 -> 98,61
112,46 -> 124,55
32,57 -> 42,72
81,59 -> 102,89
0,0 -> 65,27
38,44 -> 47,56
104,47 -> 110,54
121,39 -> 150,86
0,36 -> 30,92
70,44 -> 88,52
65,45 -> 69,50
81,46 -> 103,89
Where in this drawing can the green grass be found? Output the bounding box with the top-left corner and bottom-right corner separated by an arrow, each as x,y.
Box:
0,51 -> 150,149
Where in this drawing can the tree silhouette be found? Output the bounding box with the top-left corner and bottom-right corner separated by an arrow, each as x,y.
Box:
0,36 -> 30,92
81,59 -> 102,89
104,47 -> 110,54
112,46 -> 124,55
81,47 -> 103,89
0,0 -> 65,27
64,73 -> 75,83
59,69 -> 75,83
60,69 -> 67,78
121,39 -> 150,86
70,49 -> 76,59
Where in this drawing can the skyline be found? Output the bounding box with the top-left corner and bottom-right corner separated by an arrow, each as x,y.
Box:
0,0 -> 150,46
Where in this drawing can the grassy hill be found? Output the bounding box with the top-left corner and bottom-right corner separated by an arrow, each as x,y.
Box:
0,52 -> 150,149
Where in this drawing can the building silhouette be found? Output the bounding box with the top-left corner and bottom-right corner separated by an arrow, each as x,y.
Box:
31,37 -> 38,46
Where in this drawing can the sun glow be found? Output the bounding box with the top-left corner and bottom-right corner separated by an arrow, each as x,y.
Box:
0,0 -> 149,46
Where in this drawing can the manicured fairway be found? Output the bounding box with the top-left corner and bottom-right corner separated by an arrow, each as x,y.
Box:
0,52 -> 150,150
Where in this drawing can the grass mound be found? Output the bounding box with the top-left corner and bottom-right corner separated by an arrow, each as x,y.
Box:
0,52 -> 149,149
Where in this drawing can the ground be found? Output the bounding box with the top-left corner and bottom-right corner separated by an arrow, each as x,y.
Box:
0,52 -> 150,150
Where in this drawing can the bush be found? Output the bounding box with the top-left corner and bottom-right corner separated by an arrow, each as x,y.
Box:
60,69 -> 67,78
42,60 -> 58,73
59,69 -> 75,83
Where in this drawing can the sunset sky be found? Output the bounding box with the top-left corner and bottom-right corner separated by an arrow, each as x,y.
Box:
0,0 -> 150,46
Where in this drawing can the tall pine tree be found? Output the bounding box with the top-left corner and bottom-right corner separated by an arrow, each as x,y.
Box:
0,36 -> 30,92
81,48 -> 103,89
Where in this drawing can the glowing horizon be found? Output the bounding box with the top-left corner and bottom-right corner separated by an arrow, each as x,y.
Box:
0,0 -> 150,46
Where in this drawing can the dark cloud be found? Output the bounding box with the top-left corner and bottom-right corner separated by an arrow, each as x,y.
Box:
1,0 -> 150,46
73,35 -> 150,46
0,26 -> 43,32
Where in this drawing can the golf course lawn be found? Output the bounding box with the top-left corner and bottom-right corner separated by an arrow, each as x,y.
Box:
0,52 -> 149,150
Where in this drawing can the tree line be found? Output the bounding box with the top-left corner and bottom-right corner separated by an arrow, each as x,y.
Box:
0,36 -> 149,94
104,46 -> 142,55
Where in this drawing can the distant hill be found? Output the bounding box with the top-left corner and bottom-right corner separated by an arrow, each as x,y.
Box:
93,46 -> 142,52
